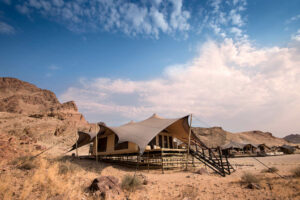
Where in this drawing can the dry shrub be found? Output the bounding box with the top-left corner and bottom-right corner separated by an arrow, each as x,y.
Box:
19,161 -> 36,170
180,185 -> 198,200
10,155 -> 33,165
121,174 -> 142,192
58,161 -> 80,175
19,156 -> 83,200
10,155 -> 37,170
291,166 -> 300,177
240,172 -> 260,185
261,167 -> 279,173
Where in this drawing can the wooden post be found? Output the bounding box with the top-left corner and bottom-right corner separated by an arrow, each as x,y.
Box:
95,134 -> 98,162
186,114 -> 192,170
76,140 -> 78,158
218,147 -> 224,174
161,149 -> 164,174
147,151 -> 150,173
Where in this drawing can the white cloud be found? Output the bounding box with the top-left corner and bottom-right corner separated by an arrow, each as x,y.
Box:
205,0 -> 247,40
291,29 -> 300,42
0,21 -> 15,34
60,38 -> 300,137
230,27 -> 242,37
286,14 -> 300,24
15,0 -> 191,38
229,9 -> 243,27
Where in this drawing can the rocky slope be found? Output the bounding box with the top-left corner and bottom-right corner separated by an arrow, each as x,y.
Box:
0,77 -> 99,158
192,127 -> 289,148
283,134 -> 300,144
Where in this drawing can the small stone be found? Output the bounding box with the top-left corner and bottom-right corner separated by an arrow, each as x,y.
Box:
246,183 -> 261,190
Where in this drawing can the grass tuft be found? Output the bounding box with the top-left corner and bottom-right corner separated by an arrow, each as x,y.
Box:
291,166 -> 300,177
121,174 -> 142,192
58,161 -> 79,175
18,161 -> 36,170
240,172 -> 260,185
261,167 -> 279,173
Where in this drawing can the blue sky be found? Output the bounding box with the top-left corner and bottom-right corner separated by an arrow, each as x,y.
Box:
0,0 -> 300,137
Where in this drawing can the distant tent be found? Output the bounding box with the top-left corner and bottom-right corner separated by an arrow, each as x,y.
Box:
280,145 -> 295,154
221,141 -> 245,150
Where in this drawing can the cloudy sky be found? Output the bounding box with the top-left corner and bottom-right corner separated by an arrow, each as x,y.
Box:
1,0 -> 300,137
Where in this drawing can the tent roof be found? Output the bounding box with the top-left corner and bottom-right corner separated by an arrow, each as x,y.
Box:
70,114 -> 190,154
221,141 -> 258,150
69,131 -> 97,151
221,141 -> 246,149
100,114 -> 190,153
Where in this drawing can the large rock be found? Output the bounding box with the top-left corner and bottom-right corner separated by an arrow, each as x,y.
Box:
89,176 -> 121,198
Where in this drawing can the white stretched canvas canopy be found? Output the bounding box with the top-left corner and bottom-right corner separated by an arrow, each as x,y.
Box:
100,114 -> 190,153
71,114 -> 191,154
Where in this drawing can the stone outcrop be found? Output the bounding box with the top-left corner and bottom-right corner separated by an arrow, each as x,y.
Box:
0,77 -> 98,148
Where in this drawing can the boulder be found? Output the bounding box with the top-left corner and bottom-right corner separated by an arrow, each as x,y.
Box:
89,176 -> 121,198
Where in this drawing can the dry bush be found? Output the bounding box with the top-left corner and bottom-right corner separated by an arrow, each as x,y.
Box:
2,155 -> 92,200
10,155 -> 37,170
240,172 -> 260,185
261,167 -> 279,173
121,174 -> 142,192
58,161 -> 80,175
10,155 -> 33,165
19,161 -> 36,170
180,185 -> 198,200
291,166 -> 300,177
18,156 -> 83,200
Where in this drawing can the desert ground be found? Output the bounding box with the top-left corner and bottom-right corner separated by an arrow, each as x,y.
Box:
1,142 -> 299,200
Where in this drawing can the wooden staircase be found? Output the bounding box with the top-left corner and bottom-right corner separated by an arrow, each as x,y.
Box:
187,131 -> 235,177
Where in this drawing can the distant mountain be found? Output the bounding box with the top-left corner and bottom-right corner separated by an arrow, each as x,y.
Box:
283,134 -> 300,144
192,127 -> 289,148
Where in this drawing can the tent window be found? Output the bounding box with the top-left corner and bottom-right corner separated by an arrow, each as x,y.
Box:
159,135 -> 163,147
164,136 -> 168,148
98,137 -> 107,152
169,136 -> 173,148
149,136 -> 156,149
114,135 -> 128,150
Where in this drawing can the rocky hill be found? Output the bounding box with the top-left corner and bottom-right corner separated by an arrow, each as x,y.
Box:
283,134 -> 300,144
192,127 -> 289,148
0,77 -> 98,158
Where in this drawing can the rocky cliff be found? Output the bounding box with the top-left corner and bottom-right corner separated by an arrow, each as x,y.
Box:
0,77 -> 98,153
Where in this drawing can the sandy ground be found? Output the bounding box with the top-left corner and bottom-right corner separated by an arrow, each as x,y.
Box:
95,154 -> 300,200
1,149 -> 300,200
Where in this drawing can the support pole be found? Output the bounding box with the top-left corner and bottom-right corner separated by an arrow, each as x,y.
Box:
76,140 -> 78,158
186,113 -> 192,170
161,149 -> 164,174
95,133 -> 98,162
147,151 -> 150,173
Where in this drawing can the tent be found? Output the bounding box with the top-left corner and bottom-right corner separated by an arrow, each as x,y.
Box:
221,141 -> 245,150
71,114 -> 190,154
